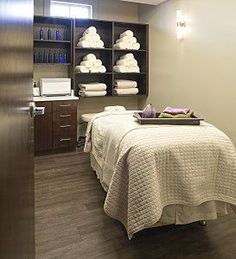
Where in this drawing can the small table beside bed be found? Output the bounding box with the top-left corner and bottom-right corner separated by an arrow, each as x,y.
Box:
84,109 -> 236,239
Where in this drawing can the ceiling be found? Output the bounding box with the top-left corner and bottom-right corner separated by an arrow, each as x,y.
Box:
120,0 -> 166,5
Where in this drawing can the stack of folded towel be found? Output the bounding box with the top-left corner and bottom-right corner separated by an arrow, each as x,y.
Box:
77,26 -> 104,48
114,30 -> 140,50
75,53 -> 107,73
159,107 -> 194,118
113,79 -> 139,95
113,53 -> 140,73
79,82 -> 107,97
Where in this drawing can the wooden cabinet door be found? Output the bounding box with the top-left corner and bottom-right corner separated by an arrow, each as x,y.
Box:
34,101 -> 53,152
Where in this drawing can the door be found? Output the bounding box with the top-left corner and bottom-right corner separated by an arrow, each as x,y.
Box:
0,0 -> 35,258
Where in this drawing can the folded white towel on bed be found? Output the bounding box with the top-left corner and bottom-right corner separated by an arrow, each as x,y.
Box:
80,83 -> 107,91
114,80 -> 137,88
104,106 -> 126,112
80,90 -> 107,97
120,30 -> 134,38
113,88 -> 139,95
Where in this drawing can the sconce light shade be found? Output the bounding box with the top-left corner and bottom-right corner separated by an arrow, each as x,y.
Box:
176,10 -> 186,40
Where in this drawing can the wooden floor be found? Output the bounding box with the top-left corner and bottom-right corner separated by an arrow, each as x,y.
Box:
35,151 -> 236,259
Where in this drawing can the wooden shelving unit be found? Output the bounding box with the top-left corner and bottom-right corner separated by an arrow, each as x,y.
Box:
74,19 -> 149,97
33,16 -> 149,98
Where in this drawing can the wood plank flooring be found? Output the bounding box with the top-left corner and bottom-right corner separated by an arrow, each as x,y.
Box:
35,151 -> 236,259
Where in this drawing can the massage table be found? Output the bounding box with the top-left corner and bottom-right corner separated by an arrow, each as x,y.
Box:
84,111 -> 236,239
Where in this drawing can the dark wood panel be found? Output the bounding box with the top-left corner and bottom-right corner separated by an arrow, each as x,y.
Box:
35,151 -> 236,259
53,111 -> 76,125
34,102 -> 53,152
0,0 -> 35,258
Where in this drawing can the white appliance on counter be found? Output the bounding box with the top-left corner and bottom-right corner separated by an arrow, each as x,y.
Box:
40,78 -> 71,96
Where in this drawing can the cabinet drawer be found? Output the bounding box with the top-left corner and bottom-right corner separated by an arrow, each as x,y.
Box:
53,101 -> 77,113
35,101 -> 52,114
53,111 -> 77,125
53,124 -> 76,136
53,135 -> 76,149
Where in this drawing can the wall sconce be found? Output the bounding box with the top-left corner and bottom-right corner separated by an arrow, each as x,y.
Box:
176,10 -> 186,40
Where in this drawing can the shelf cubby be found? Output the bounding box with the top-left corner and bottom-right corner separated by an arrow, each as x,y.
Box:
74,19 -> 113,49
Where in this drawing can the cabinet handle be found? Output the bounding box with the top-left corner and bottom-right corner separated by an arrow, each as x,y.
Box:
59,104 -> 71,107
60,114 -> 71,118
60,125 -> 71,128
60,138 -> 71,142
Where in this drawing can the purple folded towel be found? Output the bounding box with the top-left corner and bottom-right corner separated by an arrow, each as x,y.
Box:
163,106 -> 190,115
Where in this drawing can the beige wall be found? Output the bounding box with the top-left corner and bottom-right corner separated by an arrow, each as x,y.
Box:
139,0 -> 236,144
34,0 -> 140,133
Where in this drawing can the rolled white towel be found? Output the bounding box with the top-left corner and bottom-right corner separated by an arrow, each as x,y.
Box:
80,90 -> 107,97
80,33 -> 101,42
120,30 -> 134,38
75,65 -> 89,73
79,83 -> 107,91
77,40 -> 90,48
94,40 -> 104,48
99,65 -> 106,73
117,36 -> 137,44
114,42 -> 130,50
83,53 -> 96,61
114,80 -> 137,88
104,106 -> 126,112
83,26 -> 97,36
114,88 -> 139,95
94,59 -> 102,67
120,53 -> 135,60
130,42 -> 140,50
113,65 -> 129,73
80,60 -> 94,68
116,59 -> 138,66
127,66 -> 140,73
90,67 -> 100,73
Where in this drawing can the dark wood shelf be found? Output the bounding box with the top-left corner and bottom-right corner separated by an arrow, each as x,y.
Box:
113,72 -> 146,75
75,47 -> 112,51
34,39 -> 71,44
34,63 -> 71,65
114,49 -> 147,52
75,72 -> 113,75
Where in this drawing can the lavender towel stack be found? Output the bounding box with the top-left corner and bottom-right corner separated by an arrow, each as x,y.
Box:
163,106 -> 190,115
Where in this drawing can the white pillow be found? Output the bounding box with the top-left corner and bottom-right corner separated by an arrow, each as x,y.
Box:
104,105 -> 126,112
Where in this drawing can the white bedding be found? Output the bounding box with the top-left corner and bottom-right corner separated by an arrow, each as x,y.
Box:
85,111 -> 236,239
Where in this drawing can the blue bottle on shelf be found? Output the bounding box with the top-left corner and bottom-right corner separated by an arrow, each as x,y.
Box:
63,29 -> 68,41
58,53 -> 63,64
38,51 -> 43,63
63,53 -> 68,64
44,51 -> 49,63
53,53 -> 57,63
56,29 -> 60,40
48,52 -> 53,63
33,51 -> 38,63
39,28 -> 44,40
47,28 -> 52,40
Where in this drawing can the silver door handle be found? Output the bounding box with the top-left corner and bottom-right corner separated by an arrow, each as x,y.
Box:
30,102 -> 45,117
59,125 -> 71,128
33,107 -> 45,117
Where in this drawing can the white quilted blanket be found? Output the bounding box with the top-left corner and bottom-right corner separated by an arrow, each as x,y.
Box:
85,112 -> 236,239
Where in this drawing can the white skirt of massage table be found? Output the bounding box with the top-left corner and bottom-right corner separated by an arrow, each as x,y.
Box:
90,153 -> 230,226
